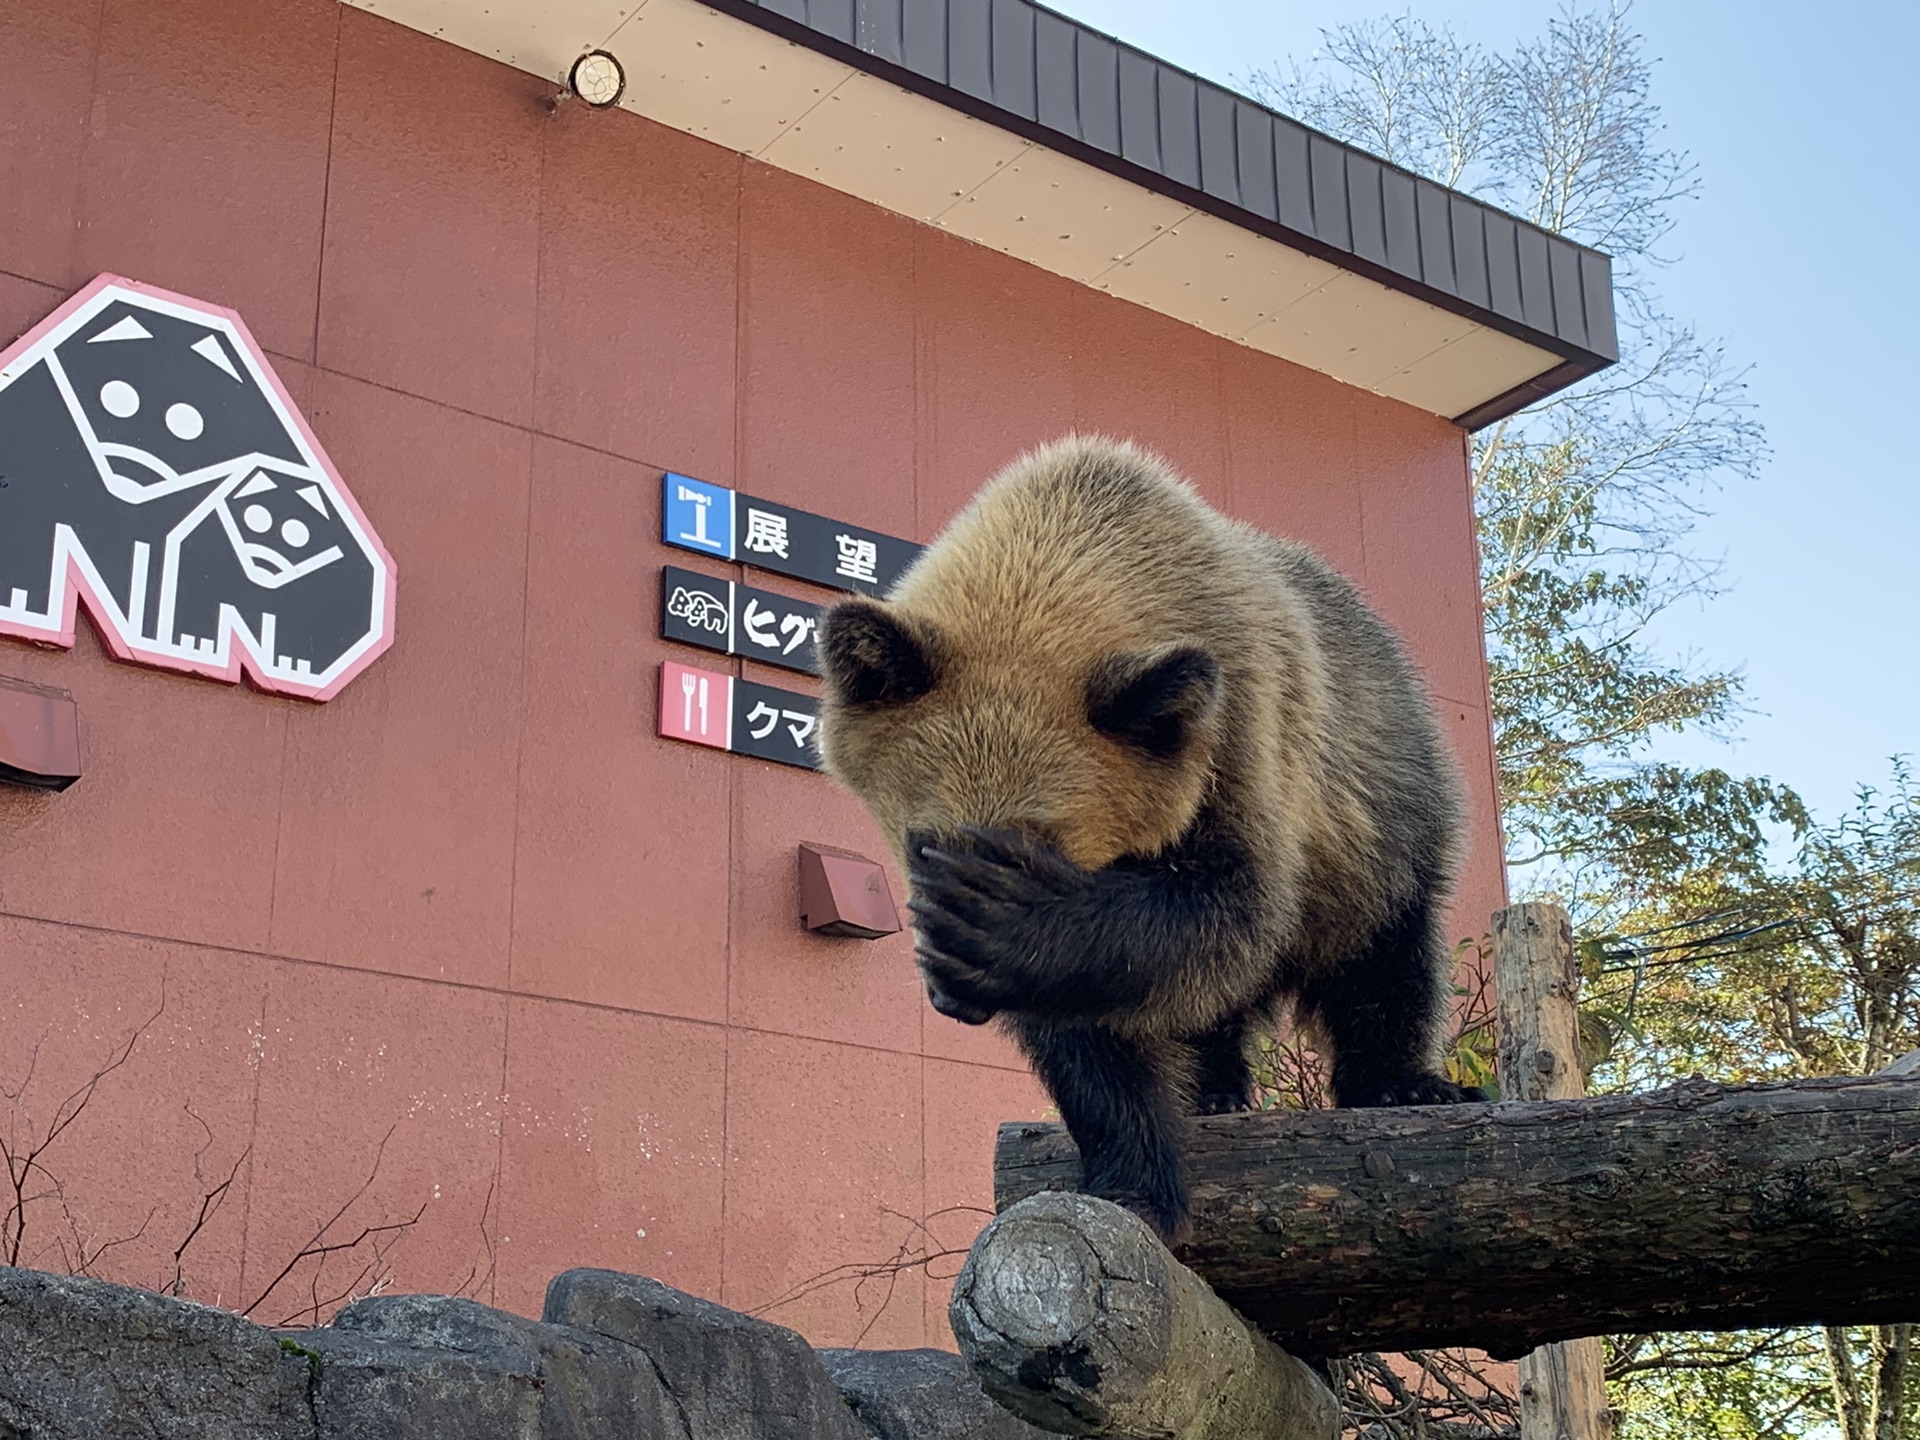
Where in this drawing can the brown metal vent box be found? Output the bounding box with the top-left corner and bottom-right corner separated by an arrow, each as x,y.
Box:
0,678 -> 82,791
798,842 -> 902,940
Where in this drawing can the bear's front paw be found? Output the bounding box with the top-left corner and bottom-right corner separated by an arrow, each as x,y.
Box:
905,827 -> 1088,1015
910,936 -> 1009,1025
913,826 -> 1089,912
922,976 -> 998,1026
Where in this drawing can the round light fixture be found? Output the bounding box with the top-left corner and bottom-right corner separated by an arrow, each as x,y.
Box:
568,50 -> 626,109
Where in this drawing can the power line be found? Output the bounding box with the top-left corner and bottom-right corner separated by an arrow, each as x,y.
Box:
1594,881 -> 1920,976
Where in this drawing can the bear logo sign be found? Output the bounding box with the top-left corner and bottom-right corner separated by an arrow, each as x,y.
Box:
0,275 -> 394,701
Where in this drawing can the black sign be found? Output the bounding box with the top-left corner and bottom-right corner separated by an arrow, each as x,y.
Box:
657,660 -> 820,771
660,565 -> 822,677
0,274 -> 395,701
661,473 -> 921,596
732,675 -> 821,769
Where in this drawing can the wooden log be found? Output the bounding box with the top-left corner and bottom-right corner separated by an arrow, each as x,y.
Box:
995,1076 -> 1920,1361
949,1190 -> 1340,1440
1492,902 -> 1613,1440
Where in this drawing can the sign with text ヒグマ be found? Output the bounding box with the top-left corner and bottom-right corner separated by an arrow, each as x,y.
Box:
661,473 -> 921,596
658,660 -> 821,770
660,566 -> 821,677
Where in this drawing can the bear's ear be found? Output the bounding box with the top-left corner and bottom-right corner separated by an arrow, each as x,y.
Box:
1086,645 -> 1222,759
818,599 -> 939,707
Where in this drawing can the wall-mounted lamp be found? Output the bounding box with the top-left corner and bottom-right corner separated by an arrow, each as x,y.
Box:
0,677 -> 82,791
799,843 -> 902,940
568,50 -> 627,109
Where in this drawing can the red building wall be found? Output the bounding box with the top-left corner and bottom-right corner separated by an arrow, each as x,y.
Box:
0,0 -> 1504,1346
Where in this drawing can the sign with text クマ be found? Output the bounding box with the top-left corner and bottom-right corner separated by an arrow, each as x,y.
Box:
661,473 -> 921,596
660,566 -> 821,677
657,660 -> 821,771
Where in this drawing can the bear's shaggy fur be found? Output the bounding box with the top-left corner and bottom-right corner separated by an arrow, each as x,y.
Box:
816,437 -> 1479,1239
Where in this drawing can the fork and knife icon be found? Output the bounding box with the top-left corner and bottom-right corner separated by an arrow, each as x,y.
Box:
680,669 -> 710,735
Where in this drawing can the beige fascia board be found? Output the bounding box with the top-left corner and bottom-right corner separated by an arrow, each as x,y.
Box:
349,0 -> 638,86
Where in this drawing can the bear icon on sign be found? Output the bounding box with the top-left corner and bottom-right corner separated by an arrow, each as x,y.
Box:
0,275 -> 394,700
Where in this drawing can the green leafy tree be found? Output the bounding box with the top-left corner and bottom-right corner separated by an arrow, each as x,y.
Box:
1591,761 -> 1920,1084
1603,1330 -> 1829,1440
1590,766 -> 1920,1439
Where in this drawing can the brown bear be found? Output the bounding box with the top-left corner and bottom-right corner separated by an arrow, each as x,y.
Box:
815,436 -> 1481,1240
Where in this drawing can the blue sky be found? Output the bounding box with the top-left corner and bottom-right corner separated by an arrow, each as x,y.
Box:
1051,0 -> 1920,826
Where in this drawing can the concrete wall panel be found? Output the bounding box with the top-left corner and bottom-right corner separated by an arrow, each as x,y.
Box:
511,437 -> 734,1022
493,996 -> 727,1317
738,163 -> 919,533
723,1030 -> 926,1347
725,736 -> 927,1056
0,632 -> 289,954
268,375 -> 531,990
1070,282 -> 1230,508
911,226 -> 1078,533
76,0 -> 338,361
534,105 -> 742,482
241,961 -> 506,1325
317,10 -> 545,424
0,916 -> 262,1307
0,0 -> 99,289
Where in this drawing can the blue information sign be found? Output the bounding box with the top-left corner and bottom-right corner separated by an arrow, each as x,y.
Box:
660,473 -> 920,596
663,473 -> 735,559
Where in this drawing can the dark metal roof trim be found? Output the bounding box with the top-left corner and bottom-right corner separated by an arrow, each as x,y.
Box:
705,0 -> 1619,426
1451,358 -> 1598,434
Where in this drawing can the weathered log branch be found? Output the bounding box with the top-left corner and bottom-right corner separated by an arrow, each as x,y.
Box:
995,1076 -> 1920,1360
950,1191 -> 1340,1440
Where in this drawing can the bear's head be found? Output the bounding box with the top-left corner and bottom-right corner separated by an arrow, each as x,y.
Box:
816,437 -> 1228,874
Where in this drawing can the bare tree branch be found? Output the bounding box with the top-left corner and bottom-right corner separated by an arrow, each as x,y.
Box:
3,994 -> 166,1268
240,1123 -> 421,1325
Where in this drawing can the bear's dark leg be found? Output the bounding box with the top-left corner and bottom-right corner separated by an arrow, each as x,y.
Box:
1300,896 -> 1485,1107
1190,1018 -> 1256,1115
1012,1019 -> 1192,1242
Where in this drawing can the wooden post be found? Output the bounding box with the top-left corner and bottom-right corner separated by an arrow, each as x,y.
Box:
1492,902 -> 1613,1440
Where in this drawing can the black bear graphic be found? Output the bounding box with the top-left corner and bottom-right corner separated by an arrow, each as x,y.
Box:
0,276 -> 392,700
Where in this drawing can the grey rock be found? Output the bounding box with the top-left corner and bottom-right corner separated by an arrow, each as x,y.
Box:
290,1326 -> 541,1440
544,1270 -> 869,1440
297,1293 -> 689,1440
0,1266 -> 314,1440
1,1267 -> 1056,1440
818,1348 -> 1060,1440
331,1294 -> 549,1357
535,1322 -> 694,1440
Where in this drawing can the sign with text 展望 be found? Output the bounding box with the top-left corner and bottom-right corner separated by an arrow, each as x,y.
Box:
657,660 -> 821,771
660,566 -> 821,677
661,473 -> 921,596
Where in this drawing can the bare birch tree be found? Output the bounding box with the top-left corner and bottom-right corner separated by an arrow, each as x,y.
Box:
1252,6 -> 1769,924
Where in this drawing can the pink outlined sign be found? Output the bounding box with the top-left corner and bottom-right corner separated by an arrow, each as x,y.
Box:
659,661 -> 733,750
0,274 -> 396,701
